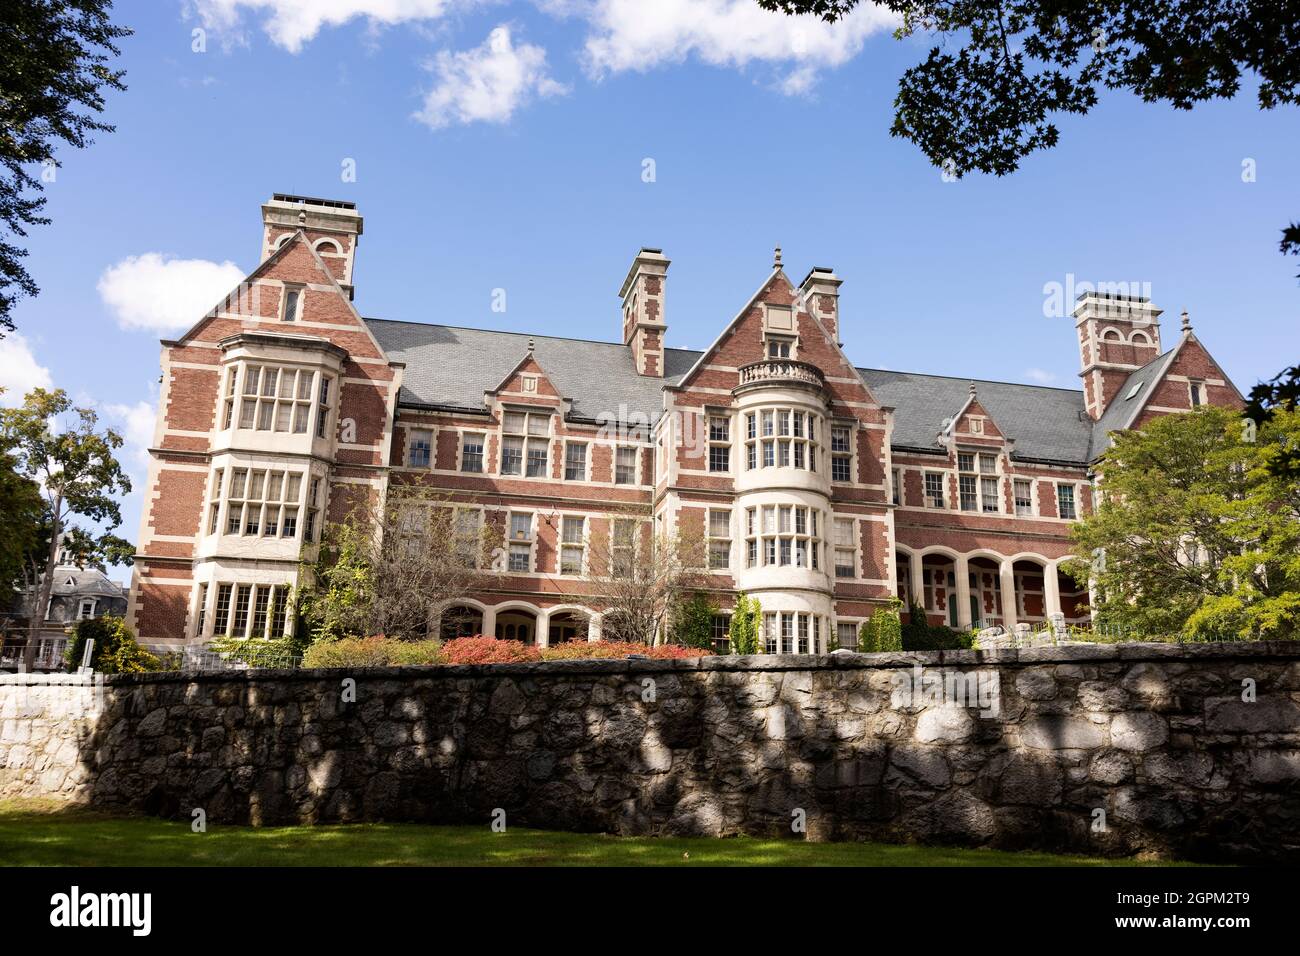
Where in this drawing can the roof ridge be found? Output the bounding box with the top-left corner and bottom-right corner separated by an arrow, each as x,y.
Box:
858,366 -> 1085,395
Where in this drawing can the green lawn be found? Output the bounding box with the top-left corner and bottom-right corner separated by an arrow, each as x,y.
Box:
0,799 -> 1176,867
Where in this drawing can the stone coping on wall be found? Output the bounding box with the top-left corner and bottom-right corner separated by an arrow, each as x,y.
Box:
3,640 -> 1297,688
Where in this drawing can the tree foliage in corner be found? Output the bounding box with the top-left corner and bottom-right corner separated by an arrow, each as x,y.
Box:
759,0 -> 1300,457
0,0 -> 131,334
0,387 -> 132,668
1066,405 -> 1300,640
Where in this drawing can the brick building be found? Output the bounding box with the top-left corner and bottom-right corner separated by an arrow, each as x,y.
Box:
127,194 -> 1244,652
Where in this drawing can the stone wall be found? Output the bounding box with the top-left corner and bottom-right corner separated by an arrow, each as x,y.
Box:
3,643 -> 1298,862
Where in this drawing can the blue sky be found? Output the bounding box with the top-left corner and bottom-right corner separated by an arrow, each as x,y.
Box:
3,0 -> 1297,578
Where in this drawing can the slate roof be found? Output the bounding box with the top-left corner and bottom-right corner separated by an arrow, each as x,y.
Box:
365,318 -> 1125,465
1087,348 -> 1179,458
859,369 -> 1094,463
48,566 -> 127,599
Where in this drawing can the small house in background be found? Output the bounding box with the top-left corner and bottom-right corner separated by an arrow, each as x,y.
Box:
0,543 -> 129,671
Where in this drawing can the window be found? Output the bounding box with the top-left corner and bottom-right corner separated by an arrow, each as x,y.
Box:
710,615 -> 731,654
611,518 -> 637,579
981,477 -> 1000,513
708,415 -> 730,473
454,509 -> 482,568
304,477 -> 321,543
616,446 -> 638,485
560,516 -> 585,575
831,424 -> 852,482
767,337 -> 793,359
207,468 -> 223,535
708,509 -> 730,570
780,613 -> 795,654
252,586 -> 272,637
212,584 -> 232,636
957,453 -> 978,511
763,614 -> 778,654
281,286 -> 302,322
797,613 -> 810,654
461,432 -> 484,473
221,367 -> 237,429
221,467 -> 304,539
744,407 -> 818,473
1014,478 -> 1034,516
269,587 -> 289,638
836,621 -> 857,650
891,468 -> 901,506
1057,484 -> 1077,520
195,584 -> 208,637
745,505 -> 822,571
924,472 -> 946,508
235,365 -> 316,435
231,585 -> 253,636
408,429 -> 432,468
1189,381 -> 1204,407
78,598 -> 97,620
315,376 -> 333,439
834,518 -> 855,578
508,512 -> 533,572
564,442 -> 587,481
500,411 -> 550,477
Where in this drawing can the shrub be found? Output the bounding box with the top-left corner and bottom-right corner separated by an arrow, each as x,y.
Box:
442,636 -> 541,664
540,640 -> 713,661
64,616 -> 161,674
208,636 -> 305,668
728,593 -> 763,655
670,592 -> 718,649
901,600 -> 974,651
302,637 -> 445,668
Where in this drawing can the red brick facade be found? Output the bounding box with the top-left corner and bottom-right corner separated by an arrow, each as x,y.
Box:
127,196 -> 1245,652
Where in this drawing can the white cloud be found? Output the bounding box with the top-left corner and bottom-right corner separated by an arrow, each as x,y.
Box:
415,25 -> 569,129
191,0 -> 458,53
97,253 -> 245,334
0,334 -> 54,407
1024,368 -> 1057,384
581,0 -> 897,93
104,400 -> 157,472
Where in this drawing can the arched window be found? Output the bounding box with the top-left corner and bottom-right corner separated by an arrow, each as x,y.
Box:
313,238 -> 342,255
273,233 -> 294,250
1129,330 -> 1151,345
1100,328 -> 1122,342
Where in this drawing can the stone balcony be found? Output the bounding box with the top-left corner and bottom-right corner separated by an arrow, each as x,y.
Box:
733,359 -> 826,394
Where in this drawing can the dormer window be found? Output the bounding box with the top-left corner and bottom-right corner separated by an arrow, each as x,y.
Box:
767,336 -> 794,359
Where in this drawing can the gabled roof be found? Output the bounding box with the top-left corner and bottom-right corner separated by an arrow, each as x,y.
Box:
1087,347 -> 1180,458
860,369 -> 1094,463
46,566 -> 126,598
365,319 -> 699,423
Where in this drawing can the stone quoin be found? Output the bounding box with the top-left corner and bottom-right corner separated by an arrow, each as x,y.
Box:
127,194 -> 1245,650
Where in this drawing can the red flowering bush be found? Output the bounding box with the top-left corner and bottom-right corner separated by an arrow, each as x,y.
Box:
442,636 -> 541,664
540,640 -> 714,661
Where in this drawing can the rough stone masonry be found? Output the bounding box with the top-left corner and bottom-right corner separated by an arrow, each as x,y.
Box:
2,642 -> 1298,862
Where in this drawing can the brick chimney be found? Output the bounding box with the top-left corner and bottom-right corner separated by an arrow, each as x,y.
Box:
799,266 -> 842,344
618,248 -> 669,377
261,193 -> 364,298
1073,291 -> 1163,420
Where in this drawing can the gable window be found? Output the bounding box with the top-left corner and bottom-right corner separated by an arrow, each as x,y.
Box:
707,415 -> 731,473
1189,381 -> 1204,407
831,424 -> 852,482
508,512 -> 533,571
833,518 -> 855,578
1014,478 -> 1034,516
461,432 -> 484,473
408,429 -> 432,468
615,446 -> 638,485
501,411 -> 550,477
560,516 -> 585,575
708,509 -> 731,570
924,472 -> 946,509
767,336 -> 793,359
564,442 -> 587,481
1057,484 -> 1077,520
281,286 -> 302,322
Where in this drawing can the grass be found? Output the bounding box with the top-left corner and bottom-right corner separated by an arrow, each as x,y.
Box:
0,799 -> 1180,867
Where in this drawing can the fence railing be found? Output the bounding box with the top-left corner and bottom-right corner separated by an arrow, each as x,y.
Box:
141,644 -> 302,671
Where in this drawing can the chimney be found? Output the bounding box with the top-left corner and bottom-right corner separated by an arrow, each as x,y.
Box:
799,266 -> 842,344
1073,291 -> 1163,420
261,193 -> 364,298
618,248 -> 669,377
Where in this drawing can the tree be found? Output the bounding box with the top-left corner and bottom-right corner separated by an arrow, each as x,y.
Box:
0,393 -> 44,615
0,388 -> 132,669
1066,405 -> 1300,640
728,592 -> 764,655
859,597 -> 904,652
759,1 -> 1300,424
579,512 -> 707,645
670,590 -> 719,649
297,485 -> 503,643
0,1 -> 131,334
